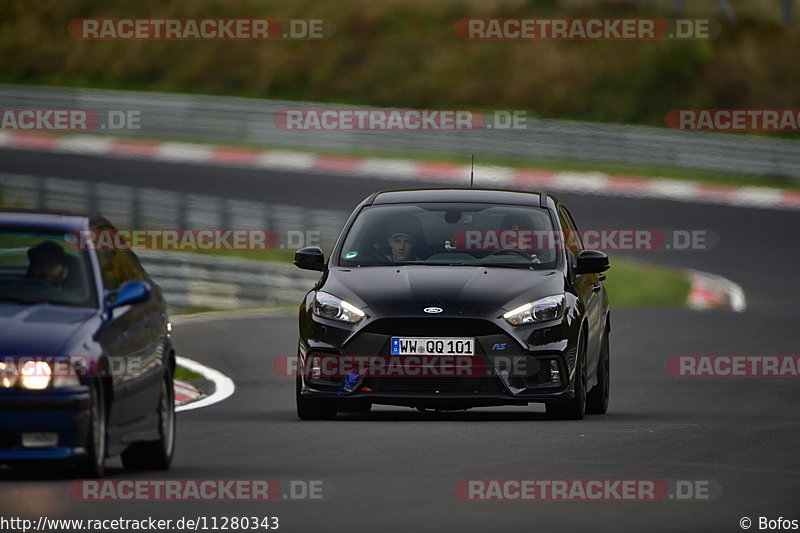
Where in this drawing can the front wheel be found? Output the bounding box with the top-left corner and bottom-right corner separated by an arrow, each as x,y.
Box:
586,328 -> 610,414
296,377 -> 337,420
546,335 -> 587,420
76,380 -> 106,477
121,368 -> 176,470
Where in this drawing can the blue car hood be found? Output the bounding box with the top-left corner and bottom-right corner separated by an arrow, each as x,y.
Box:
0,303 -> 96,355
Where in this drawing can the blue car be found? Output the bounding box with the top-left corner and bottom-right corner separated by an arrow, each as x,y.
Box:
0,210 -> 175,476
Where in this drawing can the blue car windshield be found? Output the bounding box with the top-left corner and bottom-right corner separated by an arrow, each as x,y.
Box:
338,203 -> 559,268
0,229 -> 96,307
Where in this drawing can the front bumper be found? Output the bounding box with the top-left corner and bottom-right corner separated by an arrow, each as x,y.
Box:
300,313 -> 580,406
0,387 -> 92,461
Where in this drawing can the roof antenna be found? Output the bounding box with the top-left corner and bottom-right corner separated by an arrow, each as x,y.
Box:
470,154 -> 475,188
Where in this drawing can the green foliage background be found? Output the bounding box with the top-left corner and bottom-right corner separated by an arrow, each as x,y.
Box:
1,0 -> 798,126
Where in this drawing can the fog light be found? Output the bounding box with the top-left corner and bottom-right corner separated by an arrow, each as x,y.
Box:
549,360 -> 561,383
22,432 -> 58,448
310,357 -> 322,378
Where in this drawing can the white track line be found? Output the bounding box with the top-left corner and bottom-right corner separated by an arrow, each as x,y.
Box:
175,356 -> 235,412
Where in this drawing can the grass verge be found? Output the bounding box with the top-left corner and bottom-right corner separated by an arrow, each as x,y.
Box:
603,257 -> 692,308
173,365 -> 203,382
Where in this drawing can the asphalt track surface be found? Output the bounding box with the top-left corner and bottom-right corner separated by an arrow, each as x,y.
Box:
1,147 -> 799,532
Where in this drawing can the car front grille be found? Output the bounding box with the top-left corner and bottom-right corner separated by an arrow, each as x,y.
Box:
364,377 -> 494,394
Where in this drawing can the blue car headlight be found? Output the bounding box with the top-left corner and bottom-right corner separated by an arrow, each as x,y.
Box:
1,359 -> 82,390
313,292 -> 366,324
19,361 -> 52,390
0,360 -> 18,388
502,294 -> 565,325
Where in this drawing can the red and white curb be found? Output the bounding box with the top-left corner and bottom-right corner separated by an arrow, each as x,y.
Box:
686,269 -> 746,313
174,380 -> 202,407
2,131 -> 800,211
174,356 -> 235,413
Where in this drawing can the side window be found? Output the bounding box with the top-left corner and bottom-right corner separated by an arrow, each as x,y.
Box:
96,250 -> 146,291
121,250 -> 147,280
96,250 -> 126,291
558,206 -> 583,262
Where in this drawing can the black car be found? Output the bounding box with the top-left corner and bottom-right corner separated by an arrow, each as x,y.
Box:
0,210 -> 175,476
294,189 -> 610,420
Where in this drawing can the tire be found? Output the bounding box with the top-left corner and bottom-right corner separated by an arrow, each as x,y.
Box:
121,368 -> 176,470
76,380 -> 107,477
296,377 -> 337,420
586,327 -> 610,415
546,334 -> 587,420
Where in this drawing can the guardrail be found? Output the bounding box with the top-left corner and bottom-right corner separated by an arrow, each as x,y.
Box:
0,172 -> 341,310
2,84 -> 800,180
138,250 -> 319,311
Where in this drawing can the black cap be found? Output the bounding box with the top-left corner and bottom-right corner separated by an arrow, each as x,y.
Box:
28,240 -> 66,264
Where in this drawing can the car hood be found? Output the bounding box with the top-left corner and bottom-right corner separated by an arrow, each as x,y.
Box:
322,265 -> 565,311
0,303 -> 96,355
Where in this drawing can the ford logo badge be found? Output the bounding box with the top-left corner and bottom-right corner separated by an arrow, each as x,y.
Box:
424,307 -> 443,314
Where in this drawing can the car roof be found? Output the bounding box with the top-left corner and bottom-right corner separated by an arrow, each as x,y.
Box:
369,188 -> 556,207
0,208 -> 94,231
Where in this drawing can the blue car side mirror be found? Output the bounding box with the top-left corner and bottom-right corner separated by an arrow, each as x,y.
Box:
106,280 -> 150,311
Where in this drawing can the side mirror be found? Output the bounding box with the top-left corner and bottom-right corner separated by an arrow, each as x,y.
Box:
575,250 -> 610,275
294,247 -> 325,272
106,280 -> 150,310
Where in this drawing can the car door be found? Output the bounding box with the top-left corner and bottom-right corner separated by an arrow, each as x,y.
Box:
558,206 -> 602,376
94,246 -> 164,431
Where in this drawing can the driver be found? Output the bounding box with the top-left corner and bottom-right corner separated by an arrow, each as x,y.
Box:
386,231 -> 420,262
499,214 -> 543,264
25,241 -> 70,288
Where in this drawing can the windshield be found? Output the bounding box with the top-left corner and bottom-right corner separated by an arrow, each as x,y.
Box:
0,228 -> 96,307
338,203 -> 558,268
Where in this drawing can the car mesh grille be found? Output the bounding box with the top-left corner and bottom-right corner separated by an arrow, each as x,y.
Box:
365,377 -> 492,394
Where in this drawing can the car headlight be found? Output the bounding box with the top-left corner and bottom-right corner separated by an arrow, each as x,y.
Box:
19,361 -> 52,390
502,294 -> 565,325
0,360 -> 18,388
313,292 -> 366,324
